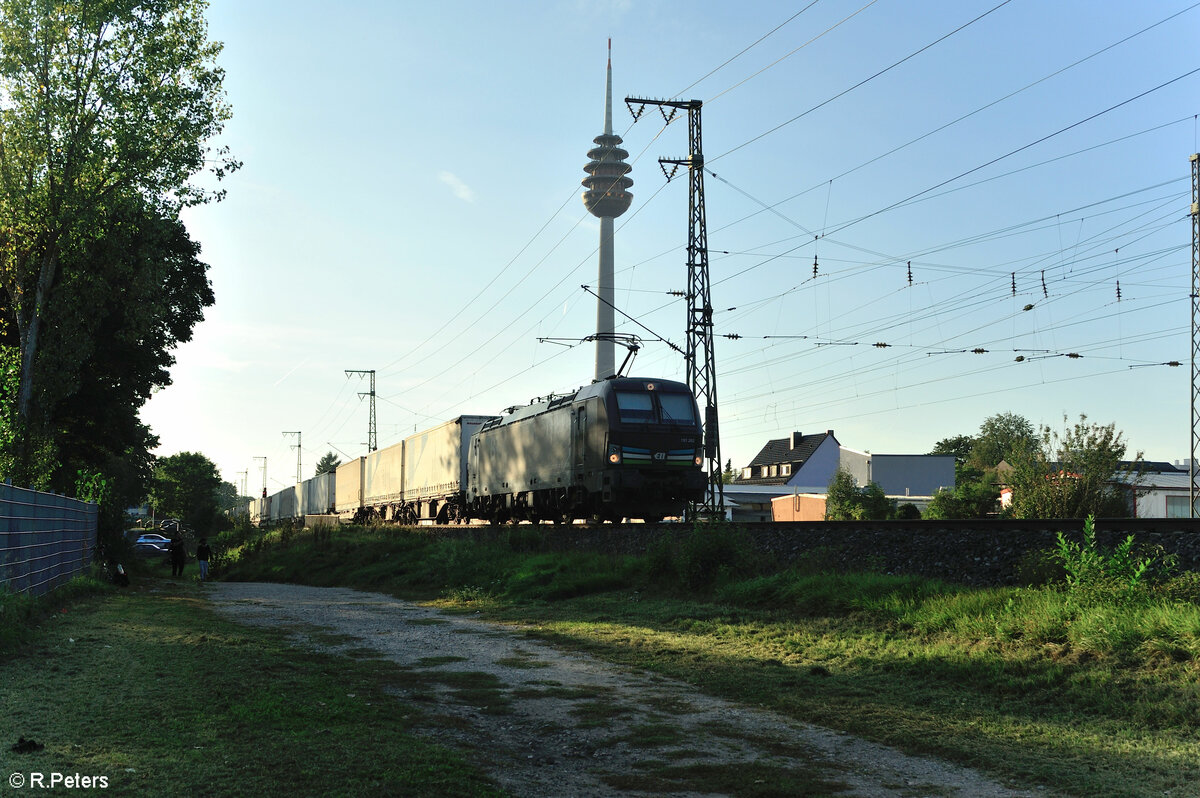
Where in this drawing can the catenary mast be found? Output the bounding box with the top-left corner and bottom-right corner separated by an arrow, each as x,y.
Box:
581,39 -> 633,380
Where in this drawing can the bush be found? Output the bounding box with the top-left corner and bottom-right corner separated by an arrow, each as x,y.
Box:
649,522 -> 762,593
825,469 -> 894,520
1053,515 -> 1170,604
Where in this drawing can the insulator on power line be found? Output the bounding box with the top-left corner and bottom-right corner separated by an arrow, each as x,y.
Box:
667,290 -> 685,297
1011,273 -> 1016,296
907,261 -> 913,287
1015,355 -> 1026,362
873,342 -> 890,348
1116,281 -> 1122,301
1023,304 -> 1034,312
1041,270 -> 1048,298
1066,352 -> 1082,359
723,333 -> 742,340
1168,361 -> 1182,367
972,348 -> 988,354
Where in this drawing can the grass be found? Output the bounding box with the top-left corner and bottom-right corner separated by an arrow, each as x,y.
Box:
0,570 -> 113,655
0,578 -> 504,797
213,520 -> 1200,797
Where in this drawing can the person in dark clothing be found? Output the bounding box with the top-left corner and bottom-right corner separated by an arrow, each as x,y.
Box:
196,538 -> 211,582
168,536 -> 186,577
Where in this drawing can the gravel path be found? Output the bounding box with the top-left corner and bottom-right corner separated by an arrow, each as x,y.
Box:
207,582 -> 1045,798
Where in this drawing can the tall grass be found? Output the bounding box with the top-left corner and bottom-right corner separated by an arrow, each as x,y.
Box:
0,569 -> 112,655
219,518 -> 1200,666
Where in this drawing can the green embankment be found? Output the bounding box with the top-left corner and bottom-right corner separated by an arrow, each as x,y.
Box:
6,518 -> 1199,797
215,520 -> 1200,798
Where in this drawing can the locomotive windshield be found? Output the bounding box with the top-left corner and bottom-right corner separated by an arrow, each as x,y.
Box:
615,391 -> 655,423
657,393 -> 697,425
614,390 -> 698,426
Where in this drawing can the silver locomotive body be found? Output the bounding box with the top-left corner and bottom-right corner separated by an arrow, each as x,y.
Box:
469,377 -> 706,523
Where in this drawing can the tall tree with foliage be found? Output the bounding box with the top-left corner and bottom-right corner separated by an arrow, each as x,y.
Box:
1005,414 -> 1139,519
930,434 -> 976,466
0,0 -> 235,479
1,195 -> 215,495
151,451 -> 222,534
969,412 -> 1037,469
315,452 -> 341,476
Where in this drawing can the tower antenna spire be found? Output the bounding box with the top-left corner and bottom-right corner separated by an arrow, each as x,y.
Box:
583,40 -> 633,381
604,38 -> 613,137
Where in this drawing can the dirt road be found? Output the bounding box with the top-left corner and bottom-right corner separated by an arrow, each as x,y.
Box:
208,582 -> 1044,797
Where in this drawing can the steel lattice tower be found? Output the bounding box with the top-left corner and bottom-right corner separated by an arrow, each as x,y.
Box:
345,370 -> 377,452
626,97 -> 724,516
1190,153 -> 1199,515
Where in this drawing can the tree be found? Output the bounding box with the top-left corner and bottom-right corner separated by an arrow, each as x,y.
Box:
1004,414 -> 1138,519
150,452 -> 222,534
315,452 -> 341,476
929,434 -> 975,466
0,0 -> 236,475
721,458 -> 735,484
923,471 -> 1000,519
825,468 -> 894,520
0,195 -> 214,496
969,412 -> 1037,470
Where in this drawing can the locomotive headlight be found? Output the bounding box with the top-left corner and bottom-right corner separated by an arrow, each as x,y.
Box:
694,455 -> 703,466
608,445 -> 621,464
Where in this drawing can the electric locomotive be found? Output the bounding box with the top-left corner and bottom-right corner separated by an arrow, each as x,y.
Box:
468,376 -> 706,523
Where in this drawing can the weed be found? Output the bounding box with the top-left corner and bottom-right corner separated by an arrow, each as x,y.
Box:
1054,515 -> 1170,604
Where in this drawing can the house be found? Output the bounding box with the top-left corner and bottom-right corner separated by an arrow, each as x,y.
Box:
734,430 -> 842,490
732,429 -> 956,519
839,449 -> 955,500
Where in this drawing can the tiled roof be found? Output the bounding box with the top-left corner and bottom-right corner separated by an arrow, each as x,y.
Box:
746,432 -> 831,468
730,475 -> 790,486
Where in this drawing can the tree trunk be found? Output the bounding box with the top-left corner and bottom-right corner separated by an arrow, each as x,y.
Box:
16,250 -> 59,424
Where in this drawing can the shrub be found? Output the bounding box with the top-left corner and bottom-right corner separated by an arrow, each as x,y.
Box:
651,522 -> 762,593
1053,515 -> 1168,604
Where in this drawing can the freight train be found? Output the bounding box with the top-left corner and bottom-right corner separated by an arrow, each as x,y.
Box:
248,376 -> 708,525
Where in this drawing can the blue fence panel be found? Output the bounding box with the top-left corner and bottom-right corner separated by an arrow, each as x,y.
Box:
0,483 -> 98,598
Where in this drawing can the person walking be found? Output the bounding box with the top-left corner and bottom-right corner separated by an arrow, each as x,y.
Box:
168,536 -> 186,577
196,538 -> 212,582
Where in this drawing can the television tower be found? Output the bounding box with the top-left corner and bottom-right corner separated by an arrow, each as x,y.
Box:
581,39 -> 633,380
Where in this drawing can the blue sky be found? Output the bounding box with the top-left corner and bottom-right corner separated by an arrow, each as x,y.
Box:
140,0 -> 1200,493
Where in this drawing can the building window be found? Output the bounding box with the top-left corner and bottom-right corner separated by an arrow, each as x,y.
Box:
742,468 -> 752,480
769,465 -> 778,477
1166,495 -> 1197,518
781,464 -> 791,476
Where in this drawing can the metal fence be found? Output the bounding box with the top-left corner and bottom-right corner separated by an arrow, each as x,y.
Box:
0,483 -> 98,597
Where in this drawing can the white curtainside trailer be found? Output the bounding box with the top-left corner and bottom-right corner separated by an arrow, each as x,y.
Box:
269,486 -> 298,521
363,440 -> 405,514
403,416 -> 497,506
300,471 -> 336,515
335,457 -> 365,520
